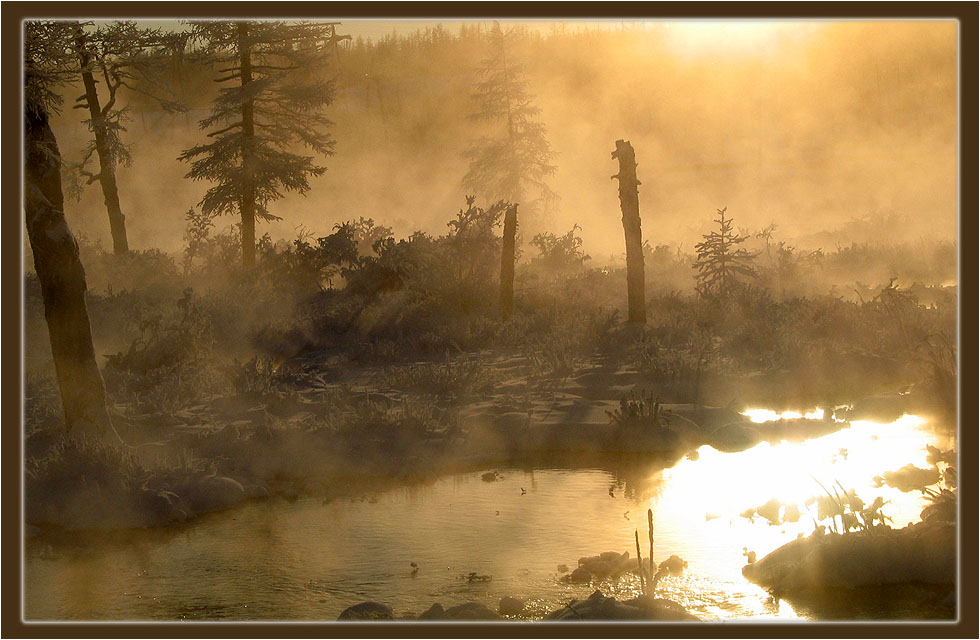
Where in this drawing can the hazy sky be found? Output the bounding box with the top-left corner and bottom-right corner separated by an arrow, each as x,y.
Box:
54,19 -> 957,259
131,18 -> 818,41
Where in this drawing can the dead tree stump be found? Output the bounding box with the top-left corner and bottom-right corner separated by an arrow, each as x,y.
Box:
499,202 -> 519,319
612,139 -> 646,324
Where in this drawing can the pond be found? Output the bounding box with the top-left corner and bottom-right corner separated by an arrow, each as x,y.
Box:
24,412 -> 953,621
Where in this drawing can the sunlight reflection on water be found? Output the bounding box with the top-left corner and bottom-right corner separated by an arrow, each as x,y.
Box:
647,413 -> 945,619
25,413 -> 950,622
743,408 -> 825,422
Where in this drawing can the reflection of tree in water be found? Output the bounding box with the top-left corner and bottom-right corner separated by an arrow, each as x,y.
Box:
609,455 -> 673,503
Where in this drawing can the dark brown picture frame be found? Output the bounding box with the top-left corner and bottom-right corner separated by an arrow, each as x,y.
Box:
4,2 -> 976,638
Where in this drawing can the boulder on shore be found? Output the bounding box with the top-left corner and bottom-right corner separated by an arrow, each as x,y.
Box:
417,601 -> 500,620
417,603 -> 445,619
544,590 -> 699,621
337,601 -> 394,620
742,520 -> 955,595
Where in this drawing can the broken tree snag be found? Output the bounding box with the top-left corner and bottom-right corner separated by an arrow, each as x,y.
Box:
611,139 -> 646,324
25,102 -> 117,441
499,202 -> 519,319
73,23 -> 129,255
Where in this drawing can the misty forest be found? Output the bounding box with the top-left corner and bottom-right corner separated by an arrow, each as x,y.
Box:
23,19 -> 958,623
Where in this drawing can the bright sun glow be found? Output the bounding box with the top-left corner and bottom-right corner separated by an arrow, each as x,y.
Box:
669,413 -> 934,517
644,412 -> 944,603
661,21 -> 817,57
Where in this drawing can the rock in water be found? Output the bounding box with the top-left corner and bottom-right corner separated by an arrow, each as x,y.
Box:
757,498 -> 782,526
567,567 -> 593,583
876,464 -> 941,493
499,596 -> 526,616
574,550 -> 632,579
658,554 -> 688,575
337,601 -> 394,620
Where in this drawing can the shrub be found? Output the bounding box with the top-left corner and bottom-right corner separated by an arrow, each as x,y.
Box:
379,355 -> 498,396
103,288 -> 226,414
25,436 -> 149,528
529,224 -> 590,274
523,330 -> 579,379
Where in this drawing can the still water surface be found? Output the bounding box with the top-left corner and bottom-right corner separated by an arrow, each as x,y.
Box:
25,413 -> 952,621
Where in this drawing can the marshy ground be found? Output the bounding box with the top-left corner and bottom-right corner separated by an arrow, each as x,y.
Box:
23,224 -> 958,622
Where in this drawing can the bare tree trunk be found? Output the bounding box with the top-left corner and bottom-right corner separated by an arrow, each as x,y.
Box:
25,103 -> 118,441
238,22 -> 256,268
612,139 -> 646,324
74,25 -> 129,255
499,203 -> 518,319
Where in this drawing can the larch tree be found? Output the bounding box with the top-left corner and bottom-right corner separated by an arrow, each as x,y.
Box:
180,20 -> 340,268
24,21 -> 120,441
463,23 -> 557,223
68,20 -> 187,254
693,207 -> 759,297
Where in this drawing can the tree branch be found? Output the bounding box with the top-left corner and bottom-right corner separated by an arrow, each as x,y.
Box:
79,168 -> 102,184
251,64 -> 300,71
207,121 -> 245,137
100,63 -> 122,115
